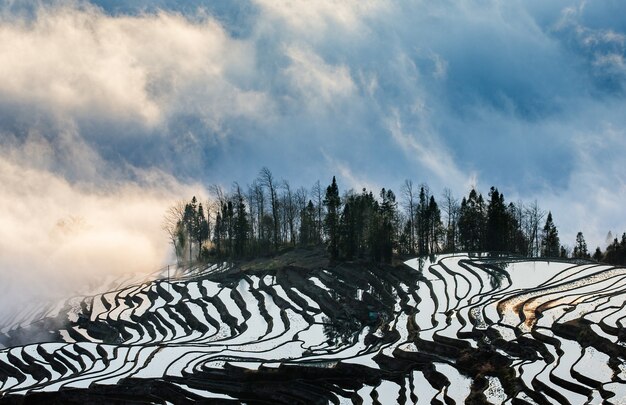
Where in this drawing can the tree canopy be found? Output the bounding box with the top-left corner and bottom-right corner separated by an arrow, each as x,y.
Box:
163,168 -> 626,266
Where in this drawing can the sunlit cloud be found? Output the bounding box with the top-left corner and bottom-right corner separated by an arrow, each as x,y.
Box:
253,0 -> 390,36
283,45 -> 356,110
0,0 -> 626,304
0,3 -> 269,129
0,151 -> 203,317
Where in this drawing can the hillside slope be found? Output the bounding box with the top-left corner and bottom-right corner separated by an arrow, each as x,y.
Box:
1,252 -> 626,404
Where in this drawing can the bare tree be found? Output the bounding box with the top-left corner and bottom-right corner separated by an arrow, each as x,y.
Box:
245,184 -> 258,243
282,180 -> 297,245
441,188 -> 459,253
232,182 -> 249,257
524,200 -> 545,257
249,180 -> 265,241
312,180 -> 324,243
209,184 -> 226,208
162,201 -> 186,264
295,187 -> 308,212
259,167 -> 279,250
280,193 -> 288,243
400,179 -> 417,254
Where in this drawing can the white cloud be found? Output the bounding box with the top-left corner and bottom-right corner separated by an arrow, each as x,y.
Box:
253,0 -> 389,36
0,152 -> 204,317
553,4 -> 626,87
322,150 -> 379,193
387,110 -> 471,192
525,123 -> 626,251
593,53 -> 626,73
1,0 -> 626,313
283,46 -> 356,109
0,4 -> 271,128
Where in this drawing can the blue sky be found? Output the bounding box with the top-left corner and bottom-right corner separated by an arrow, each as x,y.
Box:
0,0 -> 625,302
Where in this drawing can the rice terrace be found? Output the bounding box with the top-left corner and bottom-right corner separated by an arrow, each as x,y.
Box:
2,0 -> 626,404
2,247 -> 626,403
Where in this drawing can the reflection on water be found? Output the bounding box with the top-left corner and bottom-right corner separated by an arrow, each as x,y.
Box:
321,315 -> 361,346
3,255 -> 626,404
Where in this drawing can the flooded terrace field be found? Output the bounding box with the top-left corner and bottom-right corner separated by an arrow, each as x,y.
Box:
1,254 -> 626,404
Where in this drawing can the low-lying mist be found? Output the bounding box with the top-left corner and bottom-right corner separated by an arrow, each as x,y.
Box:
0,156 -> 201,322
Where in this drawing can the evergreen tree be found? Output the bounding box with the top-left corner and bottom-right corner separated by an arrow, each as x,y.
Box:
175,220 -> 186,263
573,231 -> 589,259
541,212 -> 560,258
458,189 -> 485,252
605,233 -> 626,265
182,196 -> 198,261
233,193 -> 249,258
379,188 -> 397,263
299,200 -> 316,246
398,220 -> 413,255
593,247 -> 603,262
506,202 -> 527,255
339,200 -> 357,260
367,199 -> 382,262
341,188 -> 379,260
486,187 -> 507,253
196,203 -> 209,260
324,176 -> 341,260
260,214 -> 274,252
214,211 -> 223,257
427,195 -> 442,254
165,167 -> 618,266
416,186 -> 429,256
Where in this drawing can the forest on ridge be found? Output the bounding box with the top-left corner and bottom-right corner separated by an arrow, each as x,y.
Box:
164,168 -> 626,266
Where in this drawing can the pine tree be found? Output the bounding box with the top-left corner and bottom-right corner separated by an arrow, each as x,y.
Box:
339,200 -> 357,260
458,189 -> 485,252
541,212 -> 560,258
368,199 -> 382,262
233,193 -> 249,258
214,211 -> 223,257
299,200 -> 316,246
605,233 -> 626,265
573,231 -> 589,259
416,186 -> 430,256
379,188 -> 397,263
324,176 -> 341,260
183,196 -> 198,262
338,188 -> 380,260
486,187 -> 507,253
427,195 -> 442,254
196,203 -> 209,260
593,247 -> 603,262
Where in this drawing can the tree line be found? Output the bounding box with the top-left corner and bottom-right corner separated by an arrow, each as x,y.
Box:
163,167 -> 626,265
